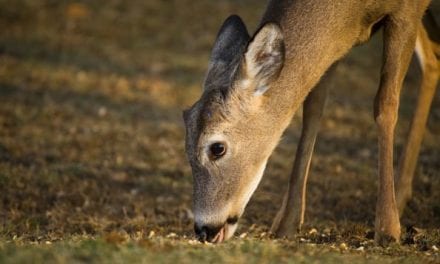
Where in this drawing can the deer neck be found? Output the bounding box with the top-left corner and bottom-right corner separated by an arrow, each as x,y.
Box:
259,1 -> 360,127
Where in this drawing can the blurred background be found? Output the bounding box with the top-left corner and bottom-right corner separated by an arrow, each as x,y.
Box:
0,0 -> 439,243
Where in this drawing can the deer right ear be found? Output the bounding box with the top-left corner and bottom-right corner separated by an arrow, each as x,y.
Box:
204,15 -> 250,91
243,23 -> 285,95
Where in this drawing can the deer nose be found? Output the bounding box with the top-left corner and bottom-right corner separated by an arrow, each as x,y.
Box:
194,224 -> 223,243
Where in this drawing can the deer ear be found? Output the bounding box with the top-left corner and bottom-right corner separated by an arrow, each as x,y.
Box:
204,15 -> 250,91
210,15 -> 250,64
182,109 -> 190,124
243,23 -> 285,95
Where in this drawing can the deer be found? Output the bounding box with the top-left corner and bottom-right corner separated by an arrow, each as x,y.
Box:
183,0 -> 439,245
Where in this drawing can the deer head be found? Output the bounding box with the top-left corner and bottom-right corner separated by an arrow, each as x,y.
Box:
183,15 -> 285,243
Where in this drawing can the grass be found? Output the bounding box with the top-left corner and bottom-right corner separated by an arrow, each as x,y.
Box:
0,0 -> 439,263
0,235 -> 438,264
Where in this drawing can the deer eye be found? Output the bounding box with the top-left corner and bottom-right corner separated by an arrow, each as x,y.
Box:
209,142 -> 226,160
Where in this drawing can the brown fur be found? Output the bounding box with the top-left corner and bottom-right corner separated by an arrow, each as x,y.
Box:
184,0 -> 439,245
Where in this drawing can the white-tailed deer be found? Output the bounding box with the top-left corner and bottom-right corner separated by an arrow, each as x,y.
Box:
183,0 -> 439,245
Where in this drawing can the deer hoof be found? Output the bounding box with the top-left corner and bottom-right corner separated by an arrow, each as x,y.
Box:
374,231 -> 400,246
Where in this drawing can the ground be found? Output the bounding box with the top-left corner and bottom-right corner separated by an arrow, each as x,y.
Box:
0,0 -> 439,263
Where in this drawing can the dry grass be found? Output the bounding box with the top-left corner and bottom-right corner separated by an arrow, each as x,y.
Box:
0,0 -> 439,262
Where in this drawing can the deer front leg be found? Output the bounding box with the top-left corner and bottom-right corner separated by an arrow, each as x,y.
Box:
271,65 -> 335,238
396,24 -> 439,216
374,15 -> 417,245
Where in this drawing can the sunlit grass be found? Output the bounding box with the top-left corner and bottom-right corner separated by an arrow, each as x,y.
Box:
0,0 -> 439,263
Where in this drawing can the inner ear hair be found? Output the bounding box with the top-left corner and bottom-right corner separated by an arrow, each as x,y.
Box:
244,23 -> 285,94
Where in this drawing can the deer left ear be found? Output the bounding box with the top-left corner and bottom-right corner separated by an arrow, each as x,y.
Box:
243,23 -> 285,95
182,109 -> 190,124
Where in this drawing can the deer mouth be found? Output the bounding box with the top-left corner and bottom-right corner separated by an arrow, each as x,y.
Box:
211,226 -> 226,243
195,216 -> 239,243
212,216 -> 238,243
212,216 -> 239,243
210,221 -> 238,243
